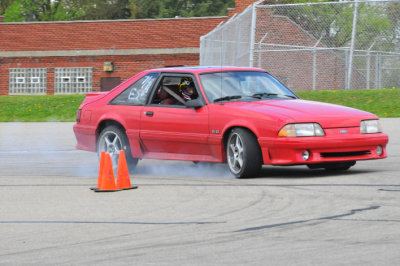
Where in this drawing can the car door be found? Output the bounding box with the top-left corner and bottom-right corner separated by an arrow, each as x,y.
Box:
139,73 -> 214,162
107,72 -> 159,158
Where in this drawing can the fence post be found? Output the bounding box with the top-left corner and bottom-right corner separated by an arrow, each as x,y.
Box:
366,50 -> 371,90
347,1 -> 359,90
377,53 -> 382,89
258,32 -> 269,68
344,49 -> 349,90
366,42 -> 375,90
249,4 -> 257,67
222,24 -> 226,65
312,36 -> 322,91
236,16 -> 241,66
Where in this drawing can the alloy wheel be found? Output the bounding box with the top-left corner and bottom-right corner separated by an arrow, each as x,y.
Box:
227,132 -> 244,174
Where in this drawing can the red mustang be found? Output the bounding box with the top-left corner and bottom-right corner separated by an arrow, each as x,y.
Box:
74,67 -> 388,178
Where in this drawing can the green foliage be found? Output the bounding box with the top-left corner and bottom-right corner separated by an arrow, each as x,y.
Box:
130,0 -> 234,19
384,1 -> 400,51
2,1 -> 23,22
270,0 -> 395,51
3,0 -> 84,21
356,3 -> 392,50
78,0 -> 132,20
1,0 -> 235,21
0,0 -> 14,16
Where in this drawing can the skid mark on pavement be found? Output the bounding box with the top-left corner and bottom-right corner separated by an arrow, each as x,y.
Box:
235,205 -> 381,232
0,220 -> 225,225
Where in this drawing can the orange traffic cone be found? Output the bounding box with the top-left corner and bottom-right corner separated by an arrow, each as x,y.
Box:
90,151 -> 106,190
116,150 -> 138,190
93,153 -> 119,192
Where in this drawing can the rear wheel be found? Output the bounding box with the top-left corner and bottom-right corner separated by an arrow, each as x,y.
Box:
226,128 -> 262,178
97,126 -> 138,172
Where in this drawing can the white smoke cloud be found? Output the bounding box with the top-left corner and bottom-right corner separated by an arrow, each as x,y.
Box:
0,122 -> 233,179
135,160 -> 233,179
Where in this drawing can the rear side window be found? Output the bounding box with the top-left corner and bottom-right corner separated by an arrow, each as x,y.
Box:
110,73 -> 159,105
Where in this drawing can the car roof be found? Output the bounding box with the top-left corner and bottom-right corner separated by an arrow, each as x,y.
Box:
146,66 -> 265,74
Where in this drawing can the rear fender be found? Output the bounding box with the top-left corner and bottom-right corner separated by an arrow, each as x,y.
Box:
95,115 -> 143,158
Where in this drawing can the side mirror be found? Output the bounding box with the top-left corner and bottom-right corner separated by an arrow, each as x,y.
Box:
185,98 -> 204,109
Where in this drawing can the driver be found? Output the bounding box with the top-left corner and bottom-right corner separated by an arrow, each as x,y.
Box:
179,79 -> 195,101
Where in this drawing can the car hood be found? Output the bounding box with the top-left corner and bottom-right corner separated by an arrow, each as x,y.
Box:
223,99 -> 377,128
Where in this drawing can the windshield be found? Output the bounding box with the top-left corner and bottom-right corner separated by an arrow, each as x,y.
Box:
199,71 -> 298,103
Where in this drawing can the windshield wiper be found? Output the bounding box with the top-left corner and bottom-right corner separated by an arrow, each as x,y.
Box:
214,95 -> 242,103
249,93 -> 296,99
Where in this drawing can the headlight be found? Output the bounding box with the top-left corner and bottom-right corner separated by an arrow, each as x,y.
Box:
278,123 -> 325,137
360,119 -> 382,134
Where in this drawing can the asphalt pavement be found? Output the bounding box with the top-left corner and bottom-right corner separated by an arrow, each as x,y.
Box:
0,119 -> 399,265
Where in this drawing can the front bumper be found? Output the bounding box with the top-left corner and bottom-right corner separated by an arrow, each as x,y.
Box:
258,132 -> 388,165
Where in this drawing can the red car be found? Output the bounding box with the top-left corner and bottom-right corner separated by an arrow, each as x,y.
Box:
73,66 -> 388,178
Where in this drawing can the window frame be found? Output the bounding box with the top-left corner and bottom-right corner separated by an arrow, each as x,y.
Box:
148,72 -> 206,108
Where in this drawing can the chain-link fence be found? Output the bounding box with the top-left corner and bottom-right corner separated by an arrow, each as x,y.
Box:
200,0 -> 400,91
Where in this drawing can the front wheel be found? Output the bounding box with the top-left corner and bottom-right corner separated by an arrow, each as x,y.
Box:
226,128 -> 262,178
97,125 -> 138,172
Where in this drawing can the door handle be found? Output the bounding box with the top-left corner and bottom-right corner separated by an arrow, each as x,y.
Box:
145,111 -> 154,117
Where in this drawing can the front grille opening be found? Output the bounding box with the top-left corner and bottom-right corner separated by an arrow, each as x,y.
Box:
321,150 -> 371,158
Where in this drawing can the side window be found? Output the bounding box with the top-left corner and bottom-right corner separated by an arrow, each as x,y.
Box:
110,73 -> 159,105
151,75 -> 199,106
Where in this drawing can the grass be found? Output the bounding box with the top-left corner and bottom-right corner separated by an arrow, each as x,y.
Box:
0,88 -> 399,122
296,88 -> 400,118
0,94 -> 85,122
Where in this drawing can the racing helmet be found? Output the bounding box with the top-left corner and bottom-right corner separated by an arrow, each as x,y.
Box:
179,78 -> 195,100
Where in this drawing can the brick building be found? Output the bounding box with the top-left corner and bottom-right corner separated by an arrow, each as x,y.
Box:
0,16 -> 229,95
0,0 -> 256,96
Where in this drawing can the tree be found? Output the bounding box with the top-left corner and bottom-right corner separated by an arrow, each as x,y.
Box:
0,0 -> 14,15
385,1 -> 400,52
130,0 -> 234,19
78,0 -> 132,20
1,0 -> 235,21
269,0 -> 393,50
3,0 -> 84,22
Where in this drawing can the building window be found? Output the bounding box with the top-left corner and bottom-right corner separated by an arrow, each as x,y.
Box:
16,77 -> 26,84
76,76 -> 86,83
55,67 -> 92,94
31,77 -> 40,84
61,77 -> 71,83
9,68 -> 47,95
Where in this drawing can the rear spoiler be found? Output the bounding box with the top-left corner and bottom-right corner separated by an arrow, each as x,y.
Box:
85,91 -> 108,97
79,91 -> 109,108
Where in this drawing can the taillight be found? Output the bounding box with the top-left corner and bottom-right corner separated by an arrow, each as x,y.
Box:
76,109 -> 82,123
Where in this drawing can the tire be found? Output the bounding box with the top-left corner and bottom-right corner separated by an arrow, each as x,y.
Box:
226,128 -> 262,178
307,161 -> 356,171
97,125 -> 138,172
